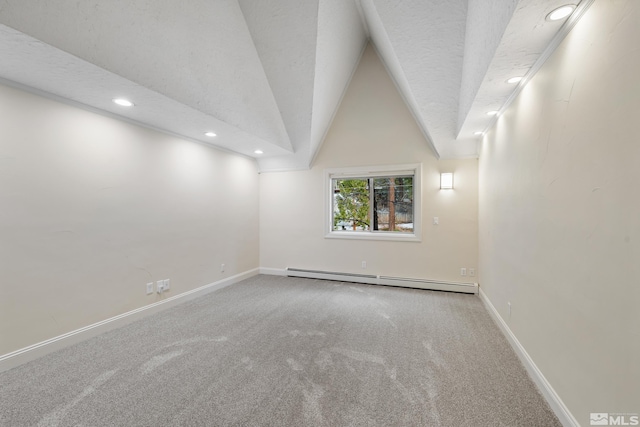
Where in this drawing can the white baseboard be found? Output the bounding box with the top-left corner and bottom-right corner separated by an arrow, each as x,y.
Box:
0,268 -> 259,373
259,267 -> 287,276
478,288 -> 579,427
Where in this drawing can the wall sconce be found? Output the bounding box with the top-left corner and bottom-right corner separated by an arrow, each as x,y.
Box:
440,173 -> 454,189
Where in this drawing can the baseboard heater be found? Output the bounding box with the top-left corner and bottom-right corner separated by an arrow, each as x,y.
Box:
286,268 -> 477,294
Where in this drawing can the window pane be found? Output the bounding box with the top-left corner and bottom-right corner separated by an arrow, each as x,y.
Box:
373,176 -> 413,232
332,178 -> 370,231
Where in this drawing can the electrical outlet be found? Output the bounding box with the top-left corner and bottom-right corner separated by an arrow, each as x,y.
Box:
146,282 -> 154,295
156,280 -> 164,294
508,302 -> 512,319
163,279 -> 170,291
469,268 -> 475,277
221,263 -> 225,273
460,267 -> 467,276
433,217 -> 439,225
362,261 -> 367,269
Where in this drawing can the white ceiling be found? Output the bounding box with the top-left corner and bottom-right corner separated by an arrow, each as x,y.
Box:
0,0 -> 587,171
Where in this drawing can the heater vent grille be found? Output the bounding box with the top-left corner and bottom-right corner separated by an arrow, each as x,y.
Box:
285,268 -> 477,294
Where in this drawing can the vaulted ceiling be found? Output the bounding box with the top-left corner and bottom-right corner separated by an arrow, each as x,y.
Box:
0,0 -> 588,171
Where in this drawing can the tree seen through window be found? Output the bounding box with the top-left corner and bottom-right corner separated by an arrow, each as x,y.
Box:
332,176 -> 413,232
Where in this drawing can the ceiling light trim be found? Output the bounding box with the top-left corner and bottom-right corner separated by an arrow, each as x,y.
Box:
546,5 -> 577,21
113,98 -> 134,107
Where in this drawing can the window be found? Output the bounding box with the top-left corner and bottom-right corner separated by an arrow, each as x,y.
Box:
325,164 -> 421,241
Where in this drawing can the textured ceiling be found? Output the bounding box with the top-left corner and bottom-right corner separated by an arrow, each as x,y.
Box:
0,0 -> 587,171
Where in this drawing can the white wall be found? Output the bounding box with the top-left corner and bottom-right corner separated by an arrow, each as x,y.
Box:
260,44 -> 478,281
478,0 -> 640,423
0,83 -> 260,355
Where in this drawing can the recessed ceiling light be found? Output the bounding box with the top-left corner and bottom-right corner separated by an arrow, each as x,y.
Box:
486,110 -> 499,116
474,131 -> 484,136
113,98 -> 134,107
546,5 -> 576,21
254,150 -> 264,155
506,76 -> 523,84
204,132 -> 217,137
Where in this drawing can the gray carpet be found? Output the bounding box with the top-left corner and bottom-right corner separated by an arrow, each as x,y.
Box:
0,275 -> 561,426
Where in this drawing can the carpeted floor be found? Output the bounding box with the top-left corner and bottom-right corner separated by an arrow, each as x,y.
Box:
0,275 -> 561,426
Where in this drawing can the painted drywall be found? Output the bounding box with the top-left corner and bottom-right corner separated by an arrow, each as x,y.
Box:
0,83 -> 260,355
457,0 -> 518,132
478,0 -> 640,423
260,44 -> 478,281
0,0 -> 291,150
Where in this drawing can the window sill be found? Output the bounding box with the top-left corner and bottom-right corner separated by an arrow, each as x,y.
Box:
325,231 -> 421,242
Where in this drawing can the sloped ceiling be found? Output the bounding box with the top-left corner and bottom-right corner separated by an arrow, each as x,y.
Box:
0,0 -> 588,172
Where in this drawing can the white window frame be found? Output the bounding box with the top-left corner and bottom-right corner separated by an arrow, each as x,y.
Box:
324,164 -> 422,242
